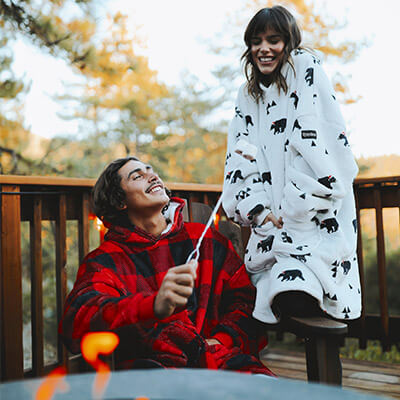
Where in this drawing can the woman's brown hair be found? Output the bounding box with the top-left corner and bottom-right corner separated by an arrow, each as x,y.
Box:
242,6 -> 302,102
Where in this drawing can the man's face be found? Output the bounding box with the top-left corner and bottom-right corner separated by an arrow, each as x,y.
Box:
118,160 -> 169,216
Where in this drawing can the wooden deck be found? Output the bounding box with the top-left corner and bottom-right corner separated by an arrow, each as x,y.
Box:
261,349 -> 400,399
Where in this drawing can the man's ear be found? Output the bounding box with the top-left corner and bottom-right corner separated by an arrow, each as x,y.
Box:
118,204 -> 127,210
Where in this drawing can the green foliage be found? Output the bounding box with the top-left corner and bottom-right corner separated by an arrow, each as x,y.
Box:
340,339 -> 400,364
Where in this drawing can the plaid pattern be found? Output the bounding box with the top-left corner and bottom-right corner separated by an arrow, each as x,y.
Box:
59,198 -> 274,376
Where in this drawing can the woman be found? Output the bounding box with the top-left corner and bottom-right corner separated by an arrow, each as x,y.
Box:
222,6 -> 361,323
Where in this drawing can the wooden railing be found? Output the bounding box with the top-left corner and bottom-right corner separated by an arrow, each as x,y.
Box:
0,175 -> 399,381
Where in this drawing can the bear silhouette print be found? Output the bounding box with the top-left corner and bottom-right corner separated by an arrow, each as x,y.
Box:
247,204 -> 264,220
257,235 -> 274,253
318,175 -> 336,189
231,169 -> 244,183
278,269 -> 305,282
320,218 -> 339,233
270,118 -> 287,134
305,67 -> 314,86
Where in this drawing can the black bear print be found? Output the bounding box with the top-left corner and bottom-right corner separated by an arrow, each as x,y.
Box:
292,119 -> 302,131
234,209 -> 241,215
253,177 -> 262,184
301,130 -> 317,140
352,219 -> 357,233
278,269 -> 305,282
225,152 -> 231,165
257,235 -> 274,253
331,266 -> 338,278
320,218 -> 339,233
235,187 -> 251,200
284,139 -> 289,152
290,253 -> 311,263
305,67 -> 314,86
245,249 -> 249,254
262,171 -> 272,185
294,49 -> 305,55
296,245 -> 308,251
299,193 -> 306,200
231,169 -> 244,183
290,91 -> 299,109
266,100 -> 277,115
332,94 -> 336,101
271,118 -> 287,134
341,261 -> 351,275
338,132 -> 349,147
245,115 -> 254,128
318,175 -> 336,189
247,204 -> 264,220
313,94 -> 317,105
225,171 -> 233,181
325,149 -> 329,155
281,231 -> 293,243
235,106 -> 243,118
311,141 -> 316,147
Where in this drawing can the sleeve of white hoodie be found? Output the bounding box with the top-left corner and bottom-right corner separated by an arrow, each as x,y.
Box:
222,87 -> 272,227
281,53 -> 358,227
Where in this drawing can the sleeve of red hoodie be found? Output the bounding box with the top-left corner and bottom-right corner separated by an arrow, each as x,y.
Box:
209,230 -> 267,354
59,249 -> 157,354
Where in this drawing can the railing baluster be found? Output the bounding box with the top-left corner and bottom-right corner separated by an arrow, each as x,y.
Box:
354,188 -> 367,349
55,194 -> 68,369
374,185 -> 390,351
78,192 -> 90,263
30,196 -> 44,376
0,185 -> 24,380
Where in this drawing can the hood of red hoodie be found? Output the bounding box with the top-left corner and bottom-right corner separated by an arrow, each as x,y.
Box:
102,197 -> 185,245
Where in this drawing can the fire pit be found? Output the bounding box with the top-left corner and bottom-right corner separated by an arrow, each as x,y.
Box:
0,369 -> 386,400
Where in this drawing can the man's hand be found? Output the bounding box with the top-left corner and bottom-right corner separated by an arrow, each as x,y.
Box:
154,260 -> 198,320
262,212 -> 283,228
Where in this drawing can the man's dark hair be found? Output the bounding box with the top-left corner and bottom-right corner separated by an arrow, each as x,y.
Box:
92,156 -> 139,225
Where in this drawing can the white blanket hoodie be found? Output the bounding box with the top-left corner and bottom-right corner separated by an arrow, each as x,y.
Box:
222,50 -> 361,323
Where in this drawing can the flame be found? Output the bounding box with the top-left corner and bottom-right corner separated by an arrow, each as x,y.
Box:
214,212 -> 220,230
35,366 -> 69,400
81,332 -> 120,399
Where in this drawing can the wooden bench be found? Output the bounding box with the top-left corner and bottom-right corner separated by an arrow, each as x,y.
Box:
190,201 -> 348,385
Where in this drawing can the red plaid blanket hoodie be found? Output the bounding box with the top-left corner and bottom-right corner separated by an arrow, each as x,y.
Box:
59,198 -> 275,376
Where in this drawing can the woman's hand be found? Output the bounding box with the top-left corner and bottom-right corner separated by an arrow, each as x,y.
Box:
262,212 -> 283,228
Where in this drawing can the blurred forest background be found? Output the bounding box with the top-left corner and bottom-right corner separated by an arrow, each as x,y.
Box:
1,0 -> 399,366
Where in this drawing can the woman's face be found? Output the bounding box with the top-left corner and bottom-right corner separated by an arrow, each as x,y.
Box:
250,28 -> 285,76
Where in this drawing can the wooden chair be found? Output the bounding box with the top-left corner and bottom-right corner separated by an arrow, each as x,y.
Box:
189,202 -> 348,386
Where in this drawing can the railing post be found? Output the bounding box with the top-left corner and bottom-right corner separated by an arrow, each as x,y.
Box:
56,194 -> 68,369
30,196 -> 44,376
354,186 -> 367,349
0,185 -> 24,381
374,185 -> 390,351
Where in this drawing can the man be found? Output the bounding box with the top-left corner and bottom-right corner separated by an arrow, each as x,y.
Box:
59,156 -> 274,375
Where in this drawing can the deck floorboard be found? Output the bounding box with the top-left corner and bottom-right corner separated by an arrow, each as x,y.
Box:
261,349 -> 400,399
